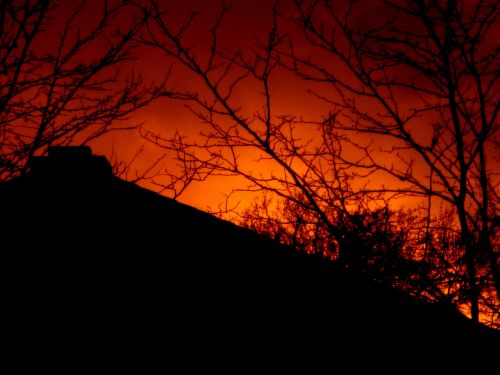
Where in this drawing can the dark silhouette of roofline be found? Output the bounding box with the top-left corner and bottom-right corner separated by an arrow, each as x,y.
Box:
1,146 -> 498,367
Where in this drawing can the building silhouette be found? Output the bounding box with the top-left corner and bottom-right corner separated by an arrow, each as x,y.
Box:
1,146 -> 497,368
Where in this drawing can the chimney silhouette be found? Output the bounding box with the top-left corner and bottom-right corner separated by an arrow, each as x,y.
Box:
30,146 -> 112,179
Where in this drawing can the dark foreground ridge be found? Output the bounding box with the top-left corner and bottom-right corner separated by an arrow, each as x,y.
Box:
2,147 -> 498,368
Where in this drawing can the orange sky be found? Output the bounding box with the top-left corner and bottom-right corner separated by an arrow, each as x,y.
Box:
89,0 -> 326,212
39,0 -> 498,217
11,0 -> 495,328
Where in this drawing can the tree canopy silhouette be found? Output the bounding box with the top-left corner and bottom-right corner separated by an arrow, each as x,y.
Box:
139,0 -> 499,327
1,146 -> 498,368
0,0 -> 160,181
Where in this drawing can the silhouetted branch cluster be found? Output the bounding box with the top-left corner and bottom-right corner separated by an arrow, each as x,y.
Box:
288,0 -> 499,323
0,0 -> 161,180
138,0 -> 498,327
240,193 -> 499,329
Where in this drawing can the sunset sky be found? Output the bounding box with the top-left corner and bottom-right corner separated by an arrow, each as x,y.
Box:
2,0 -> 498,329
20,0 -> 498,216
81,0 -> 287,210
80,0 -> 401,211
87,0 -> 340,211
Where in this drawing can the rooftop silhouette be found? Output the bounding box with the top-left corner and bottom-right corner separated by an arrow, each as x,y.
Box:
1,147 -> 497,367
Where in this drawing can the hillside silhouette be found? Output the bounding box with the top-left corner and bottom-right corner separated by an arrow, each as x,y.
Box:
1,146 -> 498,368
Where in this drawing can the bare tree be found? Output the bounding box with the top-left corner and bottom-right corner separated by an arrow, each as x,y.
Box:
140,0 -> 366,237
0,0 -> 160,181
240,192 -> 499,328
287,0 -> 499,323
139,0 -> 498,325
239,192 -> 338,257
